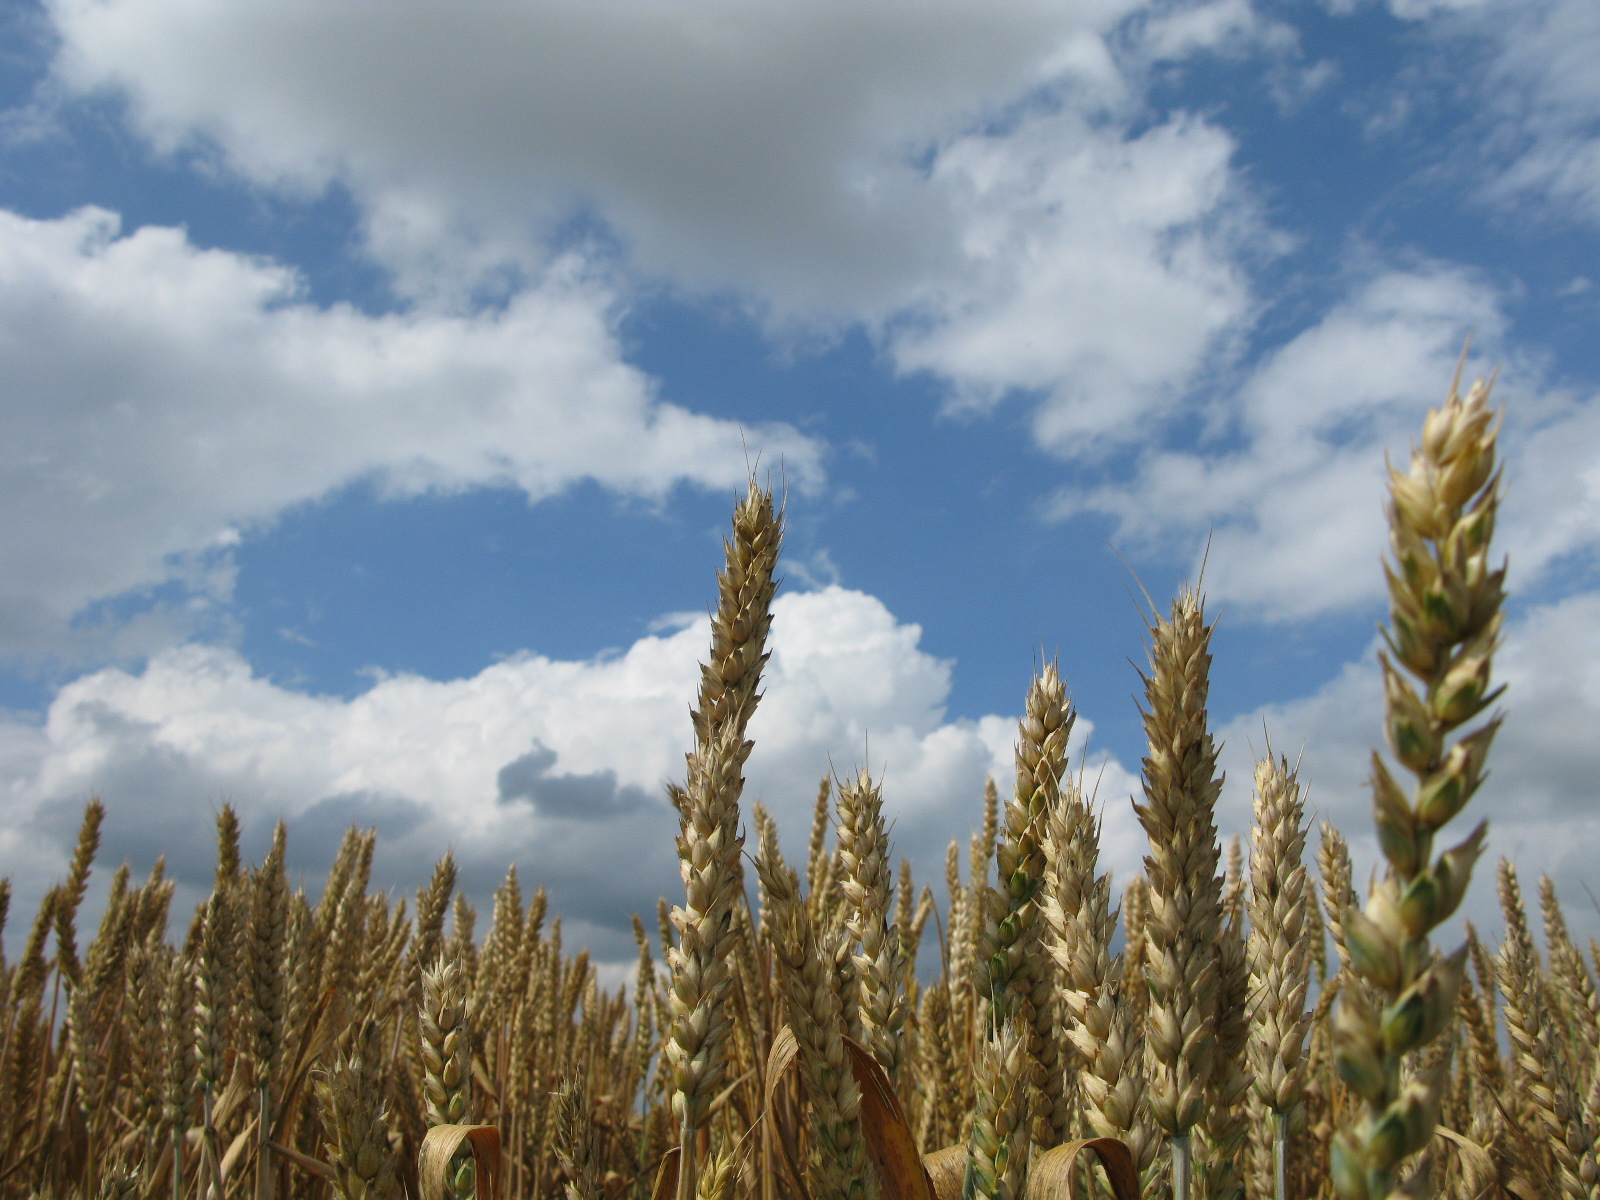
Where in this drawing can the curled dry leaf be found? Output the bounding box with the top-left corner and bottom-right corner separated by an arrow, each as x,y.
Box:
921,1146 -> 967,1200
418,1124 -> 503,1200
1025,1139 -> 1140,1200
844,1035 -> 932,1200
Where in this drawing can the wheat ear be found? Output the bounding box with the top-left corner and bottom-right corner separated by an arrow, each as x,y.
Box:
315,1016 -> 400,1200
1495,860 -> 1599,1200
964,1004 -> 1031,1200
194,889 -> 232,1200
1197,894 -> 1251,1200
1539,876 -> 1600,1071
835,766 -> 907,1087
249,821 -> 288,1200
1331,366 -> 1503,1200
1044,773 -> 1154,1172
554,1075 -> 602,1200
754,819 -> 876,1200
1134,585 -> 1225,1200
420,955 -> 473,1127
1245,751 -> 1313,1200
979,662 -> 1071,1176
665,478 -> 781,1194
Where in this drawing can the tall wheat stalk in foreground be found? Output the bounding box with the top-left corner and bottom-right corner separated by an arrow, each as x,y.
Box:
1332,366 -> 1504,1200
664,477 -> 781,1200
1134,587 -> 1225,1200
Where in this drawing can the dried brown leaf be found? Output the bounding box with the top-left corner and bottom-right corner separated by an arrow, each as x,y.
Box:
921,1146 -> 967,1200
651,1146 -> 682,1200
418,1124 -> 503,1200
844,1034 -> 932,1200
1025,1139 -> 1140,1200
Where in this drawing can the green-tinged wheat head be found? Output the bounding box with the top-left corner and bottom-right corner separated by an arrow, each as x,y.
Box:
1331,365 -> 1505,1200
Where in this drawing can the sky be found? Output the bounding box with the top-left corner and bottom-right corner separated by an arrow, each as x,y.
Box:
1,0 -> 1598,974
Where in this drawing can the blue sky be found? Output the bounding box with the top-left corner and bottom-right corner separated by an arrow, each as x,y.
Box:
2,0 -> 1598,968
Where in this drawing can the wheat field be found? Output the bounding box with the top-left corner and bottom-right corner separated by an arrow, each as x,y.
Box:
0,366 -> 1583,1200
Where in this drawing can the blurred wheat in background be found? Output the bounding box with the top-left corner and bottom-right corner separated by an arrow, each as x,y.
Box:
0,366 -> 1581,1200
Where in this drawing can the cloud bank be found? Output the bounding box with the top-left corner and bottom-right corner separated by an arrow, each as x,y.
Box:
0,206 -> 822,659
0,585 -> 1142,965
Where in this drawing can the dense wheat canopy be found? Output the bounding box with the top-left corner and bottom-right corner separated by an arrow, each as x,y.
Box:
2,365 -> 1588,1200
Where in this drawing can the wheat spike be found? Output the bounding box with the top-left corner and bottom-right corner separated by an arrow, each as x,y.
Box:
1332,365 -> 1503,1200
1134,585 -> 1225,1200
835,765 -> 907,1087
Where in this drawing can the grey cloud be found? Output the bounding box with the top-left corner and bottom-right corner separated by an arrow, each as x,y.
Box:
27,711 -> 241,888
496,740 -> 652,819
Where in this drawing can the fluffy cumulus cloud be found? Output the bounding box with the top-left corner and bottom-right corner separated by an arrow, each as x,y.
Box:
41,0 -> 1276,442
889,107 -> 1253,455
0,584 -> 1142,967
0,206 -> 822,658
1214,589 -> 1600,949
43,0 -> 1107,309
1049,264 -> 1600,620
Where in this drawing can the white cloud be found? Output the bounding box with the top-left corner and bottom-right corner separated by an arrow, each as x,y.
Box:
0,206 -> 822,658
1133,0 -> 1299,63
0,584 -> 1141,967
1047,263 -> 1600,621
41,0 -> 1275,452
890,106 -> 1255,457
1475,0 -> 1600,224
1216,588 -> 1600,950
44,0 -> 1122,311
1359,0 -> 1600,225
